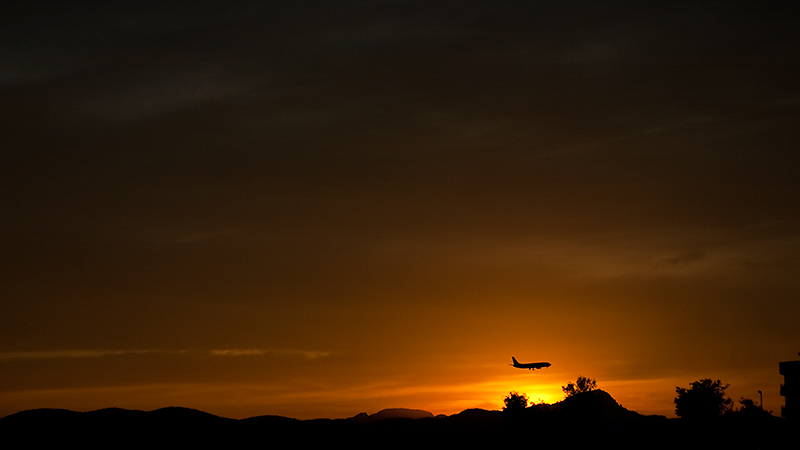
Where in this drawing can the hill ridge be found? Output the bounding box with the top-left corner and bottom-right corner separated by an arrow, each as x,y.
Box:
0,391 -> 788,448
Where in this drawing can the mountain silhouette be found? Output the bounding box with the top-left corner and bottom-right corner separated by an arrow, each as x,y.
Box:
555,389 -> 644,421
1,391 -> 792,448
350,408 -> 435,423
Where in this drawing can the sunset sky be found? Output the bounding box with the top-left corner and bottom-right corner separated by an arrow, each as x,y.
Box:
2,1 -> 799,420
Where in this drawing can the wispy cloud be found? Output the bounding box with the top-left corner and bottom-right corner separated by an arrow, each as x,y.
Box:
538,114 -> 723,158
0,348 -> 331,361
209,349 -> 331,359
659,250 -> 706,266
0,349 -> 157,360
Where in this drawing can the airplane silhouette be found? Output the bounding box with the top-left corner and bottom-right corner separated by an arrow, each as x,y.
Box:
510,357 -> 551,370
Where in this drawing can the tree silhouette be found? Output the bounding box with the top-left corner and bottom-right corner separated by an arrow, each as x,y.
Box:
735,397 -> 772,416
562,376 -> 597,398
503,391 -> 528,413
674,379 -> 732,419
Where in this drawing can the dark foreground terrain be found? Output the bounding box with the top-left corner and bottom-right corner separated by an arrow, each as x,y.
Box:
1,391 -> 794,448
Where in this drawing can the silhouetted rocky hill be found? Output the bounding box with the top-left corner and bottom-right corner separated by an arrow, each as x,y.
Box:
556,389 -> 645,421
350,407 -> 435,423
1,390 -> 793,448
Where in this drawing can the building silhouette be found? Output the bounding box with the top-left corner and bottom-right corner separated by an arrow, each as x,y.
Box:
779,359 -> 800,419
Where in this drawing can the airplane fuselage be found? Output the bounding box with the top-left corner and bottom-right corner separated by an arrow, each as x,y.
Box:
510,357 -> 551,370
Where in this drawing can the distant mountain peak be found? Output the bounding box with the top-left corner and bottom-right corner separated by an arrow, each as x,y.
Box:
350,408 -> 434,423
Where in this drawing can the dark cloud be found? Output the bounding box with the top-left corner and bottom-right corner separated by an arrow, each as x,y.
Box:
659,251 -> 705,266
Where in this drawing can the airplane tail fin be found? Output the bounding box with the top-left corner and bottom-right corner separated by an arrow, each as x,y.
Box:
511,356 -> 519,366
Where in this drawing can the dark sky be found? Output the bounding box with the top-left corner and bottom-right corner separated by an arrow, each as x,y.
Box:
2,1 -> 799,419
